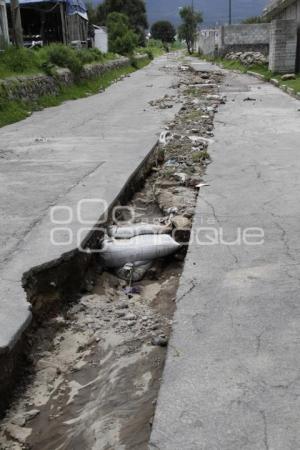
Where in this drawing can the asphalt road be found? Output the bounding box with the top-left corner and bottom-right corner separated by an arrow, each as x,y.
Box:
150,61 -> 300,449
0,54 -> 182,352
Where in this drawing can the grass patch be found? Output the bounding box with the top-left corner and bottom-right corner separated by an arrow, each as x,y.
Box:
0,45 -> 117,79
0,58 -> 150,128
192,150 -> 210,162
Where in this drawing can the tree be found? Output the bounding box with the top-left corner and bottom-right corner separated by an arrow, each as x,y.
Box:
242,16 -> 267,24
178,6 -> 203,54
97,0 -> 148,45
107,12 -> 138,55
151,21 -> 176,44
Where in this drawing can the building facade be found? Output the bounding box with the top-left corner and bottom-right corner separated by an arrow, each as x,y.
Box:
264,0 -> 300,72
0,0 -> 9,48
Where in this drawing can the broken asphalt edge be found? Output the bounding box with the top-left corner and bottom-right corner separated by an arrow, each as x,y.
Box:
0,136 -> 166,416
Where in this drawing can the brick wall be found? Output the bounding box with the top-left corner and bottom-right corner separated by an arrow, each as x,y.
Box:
269,19 -> 298,73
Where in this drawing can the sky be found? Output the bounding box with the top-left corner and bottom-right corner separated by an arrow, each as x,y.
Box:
145,0 -> 268,26
96,0 -> 268,27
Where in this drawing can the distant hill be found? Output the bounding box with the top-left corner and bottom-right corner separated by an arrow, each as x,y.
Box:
95,0 -> 268,27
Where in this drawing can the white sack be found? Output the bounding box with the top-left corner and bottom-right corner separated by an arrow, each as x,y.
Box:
108,223 -> 170,239
100,234 -> 180,268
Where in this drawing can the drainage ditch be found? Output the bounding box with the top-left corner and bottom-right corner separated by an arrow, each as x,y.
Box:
0,63 -> 224,450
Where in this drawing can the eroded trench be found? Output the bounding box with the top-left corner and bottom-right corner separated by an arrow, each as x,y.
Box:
0,63 -> 224,450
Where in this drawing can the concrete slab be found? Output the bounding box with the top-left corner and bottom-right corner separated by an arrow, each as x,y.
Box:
150,62 -> 300,449
0,54 -> 182,352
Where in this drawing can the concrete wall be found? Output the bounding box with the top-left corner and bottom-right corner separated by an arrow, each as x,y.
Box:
269,19 -> 298,73
0,0 -> 9,48
218,23 -> 271,56
196,30 -> 217,56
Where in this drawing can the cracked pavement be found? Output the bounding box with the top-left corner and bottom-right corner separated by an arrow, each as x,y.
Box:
150,61 -> 300,449
0,54 -> 182,352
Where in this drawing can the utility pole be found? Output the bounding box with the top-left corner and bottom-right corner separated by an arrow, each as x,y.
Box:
10,0 -> 23,47
229,0 -> 232,24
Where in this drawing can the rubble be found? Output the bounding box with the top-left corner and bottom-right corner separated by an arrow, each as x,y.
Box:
225,51 -> 268,66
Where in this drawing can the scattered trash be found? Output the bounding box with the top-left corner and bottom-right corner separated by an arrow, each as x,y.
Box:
159,131 -> 173,146
100,234 -> 180,268
123,285 -> 142,296
166,207 -> 179,215
173,172 -> 187,185
116,261 -> 153,282
195,182 -> 210,189
243,97 -> 256,102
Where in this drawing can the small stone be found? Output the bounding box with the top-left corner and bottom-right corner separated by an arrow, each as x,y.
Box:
124,313 -> 137,321
281,73 -> 296,81
151,336 -> 168,347
116,311 -> 126,318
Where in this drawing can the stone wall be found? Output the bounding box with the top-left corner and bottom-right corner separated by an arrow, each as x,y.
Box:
218,23 -> 271,56
0,56 -> 131,102
269,19 -> 298,73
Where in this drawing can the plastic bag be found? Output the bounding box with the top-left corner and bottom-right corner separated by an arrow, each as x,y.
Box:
115,261 -> 153,282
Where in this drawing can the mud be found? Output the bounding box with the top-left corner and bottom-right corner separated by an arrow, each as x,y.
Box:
0,61 -> 224,450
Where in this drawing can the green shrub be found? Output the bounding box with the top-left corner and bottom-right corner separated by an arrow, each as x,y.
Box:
0,47 -> 39,74
42,44 -> 83,75
107,12 -> 138,55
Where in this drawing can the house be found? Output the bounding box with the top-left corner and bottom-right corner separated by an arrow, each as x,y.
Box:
0,0 -> 9,48
264,0 -> 300,72
5,0 -> 89,46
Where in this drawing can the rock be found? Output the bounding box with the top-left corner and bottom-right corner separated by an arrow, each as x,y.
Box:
151,336 -> 168,347
116,311 -> 126,318
124,313 -> 137,321
281,73 -> 296,81
172,215 -> 191,230
5,424 -> 32,443
24,409 -> 40,422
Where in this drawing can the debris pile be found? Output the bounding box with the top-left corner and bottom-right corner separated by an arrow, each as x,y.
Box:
225,51 -> 268,66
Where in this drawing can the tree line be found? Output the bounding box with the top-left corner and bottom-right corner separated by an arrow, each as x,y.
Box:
88,0 -> 203,55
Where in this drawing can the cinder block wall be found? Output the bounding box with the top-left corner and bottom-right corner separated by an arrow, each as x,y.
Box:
218,23 -> 270,56
196,32 -> 216,56
269,19 -> 298,73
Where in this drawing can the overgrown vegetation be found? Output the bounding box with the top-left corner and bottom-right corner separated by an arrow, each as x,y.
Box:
0,44 -> 114,79
0,57 -> 150,128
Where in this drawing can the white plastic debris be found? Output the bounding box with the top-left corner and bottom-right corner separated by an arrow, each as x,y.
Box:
174,172 -> 187,184
115,261 -> 153,282
159,131 -> 173,146
108,223 -> 171,239
189,135 -> 214,144
196,183 -> 210,189
100,234 -> 180,268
